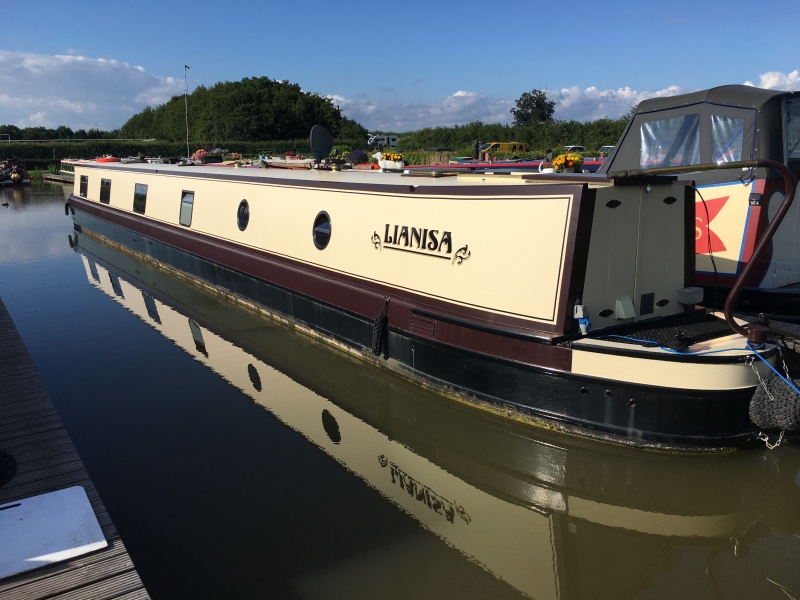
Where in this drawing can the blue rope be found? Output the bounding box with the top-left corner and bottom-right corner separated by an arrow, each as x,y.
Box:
747,341 -> 800,396
602,334 -> 761,356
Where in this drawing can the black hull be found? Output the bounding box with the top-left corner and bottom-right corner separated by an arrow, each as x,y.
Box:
72,208 -> 760,450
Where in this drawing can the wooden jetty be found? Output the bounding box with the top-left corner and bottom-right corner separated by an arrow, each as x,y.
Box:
41,174 -> 73,184
0,297 -> 149,599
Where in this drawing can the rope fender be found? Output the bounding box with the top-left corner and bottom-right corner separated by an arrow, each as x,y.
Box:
749,376 -> 800,431
371,297 -> 391,356
748,342 -> 800,432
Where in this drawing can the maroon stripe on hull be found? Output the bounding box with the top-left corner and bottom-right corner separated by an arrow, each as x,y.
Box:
69,195 -> 574,372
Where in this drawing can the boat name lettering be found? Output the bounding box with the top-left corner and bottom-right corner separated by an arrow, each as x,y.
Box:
373,225 -> 469,263
385,224 -> 451,253
378,455 -> 470,525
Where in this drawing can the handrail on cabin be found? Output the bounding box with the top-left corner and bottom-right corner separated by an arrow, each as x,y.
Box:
607,160 -> 797,343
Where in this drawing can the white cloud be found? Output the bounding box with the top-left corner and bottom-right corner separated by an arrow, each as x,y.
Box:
549,85 -> 688,121
0,50 -> 183,130
336,69 -> 800,130
331,85 -> 691,130
4,49 -> 800,133
744,69 -> 800,90
329,90 -> 514,131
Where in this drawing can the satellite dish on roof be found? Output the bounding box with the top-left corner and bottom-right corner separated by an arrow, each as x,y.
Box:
310,125 -> 334,163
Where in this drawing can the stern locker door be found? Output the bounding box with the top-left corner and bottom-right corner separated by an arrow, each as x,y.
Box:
582,187 -> 639,330
634,184 -> 686,315
582,185 -> 685,329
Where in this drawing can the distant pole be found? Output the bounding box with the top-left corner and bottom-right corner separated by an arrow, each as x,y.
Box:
184,65 -> 191,158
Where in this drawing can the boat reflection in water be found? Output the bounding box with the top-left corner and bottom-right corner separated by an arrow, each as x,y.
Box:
74,233 -> 800,599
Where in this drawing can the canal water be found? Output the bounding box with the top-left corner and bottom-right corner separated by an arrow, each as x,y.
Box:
1,183 -> 799,600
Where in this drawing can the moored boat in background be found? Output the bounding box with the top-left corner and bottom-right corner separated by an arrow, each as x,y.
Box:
0,159 -> 30,187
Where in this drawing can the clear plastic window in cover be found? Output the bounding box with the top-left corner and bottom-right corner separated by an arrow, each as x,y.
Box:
786,97 -> 800,159
712,115 -> 744,163
640,114 -> 700,168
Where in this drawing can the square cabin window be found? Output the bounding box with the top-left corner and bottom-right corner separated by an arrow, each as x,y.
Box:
100,179 -> 111,204
79,175 -> 88,198
711,115 -> 745,163
133,183 -> 148,214
179,191 -> 194,227
640,114 -> 700,168
786,97 -> 800,160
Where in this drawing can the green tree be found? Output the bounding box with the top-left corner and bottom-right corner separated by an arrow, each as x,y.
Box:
511,89 -> 555,126
118,76 -> 366,143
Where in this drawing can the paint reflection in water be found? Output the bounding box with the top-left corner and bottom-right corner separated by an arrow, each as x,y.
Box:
68,228 -> 800,600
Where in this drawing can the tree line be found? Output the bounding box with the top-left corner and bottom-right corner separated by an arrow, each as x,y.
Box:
0,84 -> 632,156
0,125 -> 119,140
395,118 -> 629,154
377,89 -> 630,153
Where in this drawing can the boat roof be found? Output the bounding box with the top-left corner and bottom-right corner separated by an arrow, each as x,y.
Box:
636,84 -> 791,113
74,160 -> 615,188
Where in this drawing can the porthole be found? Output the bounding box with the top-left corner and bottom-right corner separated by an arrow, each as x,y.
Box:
237,200 -> 249,231
322,409 -> 341,444
247,364 -> 262,392
313,211 -> 331,250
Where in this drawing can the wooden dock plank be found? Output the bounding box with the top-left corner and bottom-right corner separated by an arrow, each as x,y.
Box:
0,540 -> 130,595
0,296 -> 149,598
49,571 -> 147,600
11,442 -> 77,464
0,551 -> 136,599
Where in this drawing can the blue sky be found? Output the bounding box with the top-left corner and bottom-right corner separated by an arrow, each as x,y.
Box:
2,0 -> 800,131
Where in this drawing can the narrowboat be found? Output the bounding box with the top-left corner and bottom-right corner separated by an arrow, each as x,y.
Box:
64,131 -> 800,451
73,240 -> 800,599
599,85 -> 800,315
0,159 -> 30,187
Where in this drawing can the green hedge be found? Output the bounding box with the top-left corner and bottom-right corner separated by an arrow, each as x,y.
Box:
395,119 -> 628,153
1,139 -> 370,162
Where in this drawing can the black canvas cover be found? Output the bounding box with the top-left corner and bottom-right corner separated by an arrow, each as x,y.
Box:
601,85 -> 799,181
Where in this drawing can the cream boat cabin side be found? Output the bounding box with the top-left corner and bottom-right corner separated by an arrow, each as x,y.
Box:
65,160 -> 787,450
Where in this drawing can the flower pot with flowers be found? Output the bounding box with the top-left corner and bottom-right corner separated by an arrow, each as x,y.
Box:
374,151 -> 405,170
551,153 -> 584,173
345,150 -> 368,166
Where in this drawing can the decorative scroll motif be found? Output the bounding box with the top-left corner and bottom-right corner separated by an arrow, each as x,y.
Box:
378,455 -> 471,525
371,231 -> 382,250
452,245 -> 471,265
